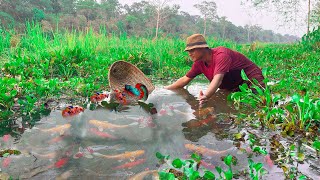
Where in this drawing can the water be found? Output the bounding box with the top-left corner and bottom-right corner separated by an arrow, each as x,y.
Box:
0,83 -> 319,179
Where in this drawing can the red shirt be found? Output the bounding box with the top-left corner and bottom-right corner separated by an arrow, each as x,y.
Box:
186,47 -> 264,90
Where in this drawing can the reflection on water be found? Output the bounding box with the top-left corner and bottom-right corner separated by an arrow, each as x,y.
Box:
0,83 -> 319,179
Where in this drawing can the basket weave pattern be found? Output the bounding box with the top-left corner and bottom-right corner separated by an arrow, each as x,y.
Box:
108,60 -> 155,94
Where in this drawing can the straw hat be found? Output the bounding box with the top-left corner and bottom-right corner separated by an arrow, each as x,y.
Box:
184,34 -> 209,51
108,60 -> 155,94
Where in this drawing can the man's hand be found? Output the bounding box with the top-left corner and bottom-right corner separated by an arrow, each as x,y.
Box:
198,90 -> 208,107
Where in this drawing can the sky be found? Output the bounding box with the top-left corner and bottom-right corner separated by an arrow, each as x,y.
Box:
117,0 -> 311,37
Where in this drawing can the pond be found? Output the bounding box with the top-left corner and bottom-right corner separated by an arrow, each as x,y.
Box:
0,83 -> 319,179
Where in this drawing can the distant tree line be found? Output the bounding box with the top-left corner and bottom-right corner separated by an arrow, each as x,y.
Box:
0,0 -> 301,43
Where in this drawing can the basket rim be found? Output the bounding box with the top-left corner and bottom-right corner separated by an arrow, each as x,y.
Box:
108,60 -> 155,93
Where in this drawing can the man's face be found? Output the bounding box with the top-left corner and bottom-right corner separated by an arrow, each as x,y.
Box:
187,48 -> 204,62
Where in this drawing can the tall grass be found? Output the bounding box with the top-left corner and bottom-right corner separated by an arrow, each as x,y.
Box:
0,23 -> 319,120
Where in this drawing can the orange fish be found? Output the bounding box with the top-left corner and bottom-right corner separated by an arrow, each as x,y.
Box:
48,135 -> 68,144
89,119 -> 131,130
129,170 -> 158,180
62,106 -> 84,117
89,128 -> 117,139
90,92 -> 108,103
185,144 -> 233,156
42,124 -> 71,135
33,152 -> 57,159
54,157 -> 69,168
200,160 -> 215,170
112,158 -> 146,170
94,150 -> 144,160
184,115 -> 216,128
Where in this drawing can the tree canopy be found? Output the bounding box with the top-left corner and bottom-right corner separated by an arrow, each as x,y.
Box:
0,0 -> 303,43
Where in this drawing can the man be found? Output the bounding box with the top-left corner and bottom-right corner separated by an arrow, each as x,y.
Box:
164,34 -> 265,106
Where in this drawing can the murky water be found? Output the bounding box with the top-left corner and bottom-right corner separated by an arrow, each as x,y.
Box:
0,83 -> 319,179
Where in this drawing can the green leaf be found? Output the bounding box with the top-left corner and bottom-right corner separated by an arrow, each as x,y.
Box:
172,158 -> 184,168
292,94 -> 300,103
3,153 -> 10,157
10,90 -> 18,97
156,152 -> 165,160
248,159 -> 254,167
313,140 -> 320,151
260,168 -> 268,175
215,166 -> 222,175
262,68 -> 268,78
224,168 -> 233,180
298,175 -> 307,180
224,155 -> 233,166
241,69 -> 249,81
234,133 -> 243,140
203,171 -> 215,180
159,172 -> 175,180
290,144 -> 295,151
253,163 -> 263,172
189,171 -> 200,180
297,153 -> 305,162
191,153 -> 201,162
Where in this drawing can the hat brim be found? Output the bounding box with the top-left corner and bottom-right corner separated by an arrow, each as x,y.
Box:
184,44 -> 209,51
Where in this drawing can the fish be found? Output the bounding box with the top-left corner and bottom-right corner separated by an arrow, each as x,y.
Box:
89,119 -> 133,130
90,92 -> 108,103
41,124 -> 71,135
125,83 -> 148,100
128,170 -> 158,180
183,115 -> 216,128
2,157 -> 11,168
200,160 -> 216,170
56,170 -> 73,180
264,154 -> 274,168
62,105 -> 84,117
109,83 -> 149,105
48,135 -> 68,144
112,158 -> 146,170
2,134 -> 10,142
138,116 -> 156,128
73,152 -> 85,159
125,84 -> 141,96
93,150 -> 144,160
195,107 -> 215,118
135,83 -> 148,101
54,157 -> 69,168
185,144 -> 233,156
87,144 -> 124,152
33,152 -> 57,159
89,128 -> 117,139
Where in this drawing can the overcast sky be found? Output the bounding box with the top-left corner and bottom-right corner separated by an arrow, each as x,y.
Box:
118,0 -> 310,37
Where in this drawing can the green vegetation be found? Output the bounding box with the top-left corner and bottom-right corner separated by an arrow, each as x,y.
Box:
0,0 -> 299,43
0,23 -> 319,179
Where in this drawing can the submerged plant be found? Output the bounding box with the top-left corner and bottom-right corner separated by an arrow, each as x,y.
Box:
155,152 -> 238,180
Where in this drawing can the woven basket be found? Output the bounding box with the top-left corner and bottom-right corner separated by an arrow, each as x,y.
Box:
108,60 -> 155,94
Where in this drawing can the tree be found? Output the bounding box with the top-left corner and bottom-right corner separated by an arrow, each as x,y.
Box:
149,0 -> 172,39
100,0 -> 122,20
241,0 -> 315,35
51,0 -> 62,16
310,2 -> 320,28
194,0 -> 217,36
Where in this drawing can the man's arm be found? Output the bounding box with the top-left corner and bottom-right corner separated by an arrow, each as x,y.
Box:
199,73 -> 224,105
164,76 -> 193,90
